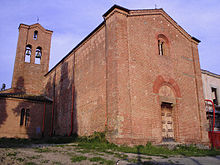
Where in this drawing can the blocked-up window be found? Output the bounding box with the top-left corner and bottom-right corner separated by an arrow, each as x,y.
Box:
25,45 -> 32,63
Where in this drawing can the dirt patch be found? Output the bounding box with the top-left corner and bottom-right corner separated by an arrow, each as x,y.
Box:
0,143 -> 220,165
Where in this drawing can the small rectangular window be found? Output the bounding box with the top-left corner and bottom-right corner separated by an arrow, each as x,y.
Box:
34,31 -> 38,40
211,87 -> 218,105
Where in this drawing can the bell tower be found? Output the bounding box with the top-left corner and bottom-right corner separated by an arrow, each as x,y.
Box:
12,23 -> 53,95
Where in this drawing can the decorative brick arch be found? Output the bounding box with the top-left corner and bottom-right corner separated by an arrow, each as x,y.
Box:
153,75 -> 181,98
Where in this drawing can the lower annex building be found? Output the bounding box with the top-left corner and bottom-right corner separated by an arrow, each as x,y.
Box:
0,5 -> 210,145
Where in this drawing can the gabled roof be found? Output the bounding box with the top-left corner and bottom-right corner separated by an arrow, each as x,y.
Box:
45,5 -> 200,76
103,4 -> 129,17
103,5 -> 200,43
0,93 -> 53,103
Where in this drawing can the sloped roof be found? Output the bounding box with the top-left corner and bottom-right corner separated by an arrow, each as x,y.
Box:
0,93 -> 53,103
201,69 -> 220,79
45,5 -> 200,76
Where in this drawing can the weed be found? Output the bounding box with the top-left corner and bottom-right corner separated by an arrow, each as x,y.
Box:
41,160 -> 49,163
104,160 -> 115,165
17,157 -> 25,162
143,157 -> 152,160
52,161 -> 63,165
77,132 -> 107,143
142,161 -> 157,165
70,155 -> 87,162
104,151 -> 115,155
76,132 -> 220,157
128,158 -> 137,163
77,149 -> 91,154
27,155 -> 41,160
75,133 -> 220,157
6,152 -> 17,156
35,147 -> 51,153
114,153 -> 128,159
0,138 -> 32,147
89,157 -> 105,162
89,157 -> 114,165
55,144 -> 66,147
94,152 -> 105,156
168,159 -> 175,164
25,162 -> 37,165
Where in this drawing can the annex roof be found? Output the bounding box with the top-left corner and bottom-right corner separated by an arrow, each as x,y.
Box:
0,93 -> 53,103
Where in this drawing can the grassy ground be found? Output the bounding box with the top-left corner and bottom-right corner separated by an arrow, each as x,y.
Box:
0,132 -> 219,157
0,132 -> 220,165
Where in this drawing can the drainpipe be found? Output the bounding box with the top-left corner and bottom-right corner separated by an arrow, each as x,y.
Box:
104,18 -> 108,129
68,84 -> 75,136
42,102 -> 46,137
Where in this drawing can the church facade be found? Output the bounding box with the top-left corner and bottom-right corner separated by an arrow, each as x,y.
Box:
0,5 -> 209,145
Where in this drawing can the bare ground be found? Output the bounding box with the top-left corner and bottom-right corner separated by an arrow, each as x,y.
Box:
0,143 -> 220,165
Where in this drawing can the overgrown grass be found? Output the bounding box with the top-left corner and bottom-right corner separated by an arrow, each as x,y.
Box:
89,157 -> 114,165
40,159 -> 49,164
17,157 -> 25,162
27,155 -> 41,159
0,135 -> 78,148
75,132 -> 220,157
6,152 -> 17,157
24,162 -> 37,165
34,147 -> 51,153
52,161 -> 63,165
70,155 -> 87,162
1,132 -> 220,157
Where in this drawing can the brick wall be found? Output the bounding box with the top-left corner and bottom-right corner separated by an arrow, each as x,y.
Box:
43,6 -> 209,145
103,7 -> 209,145
0,98 -> 52,138
44,25 -> 106,136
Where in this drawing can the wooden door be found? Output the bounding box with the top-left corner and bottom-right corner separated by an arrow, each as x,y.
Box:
161,104 -> 174,141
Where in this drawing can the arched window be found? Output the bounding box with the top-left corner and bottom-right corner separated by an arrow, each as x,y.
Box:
20,108 -> 25,126
158,40 -> 164,56
157,34 -> 169,56
35,46 -> 42,64
25,45 -> 32,63
33,31 -> 38,40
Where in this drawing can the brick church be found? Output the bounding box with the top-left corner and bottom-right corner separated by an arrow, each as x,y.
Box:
0,5 -> 209,145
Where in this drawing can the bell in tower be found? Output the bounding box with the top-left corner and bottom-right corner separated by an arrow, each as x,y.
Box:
11,23 -> 53,94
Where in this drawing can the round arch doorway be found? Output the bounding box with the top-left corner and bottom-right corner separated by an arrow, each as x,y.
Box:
159,85 -> 176,142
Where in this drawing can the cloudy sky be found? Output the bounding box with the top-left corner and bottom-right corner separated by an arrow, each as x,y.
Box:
0,0 -> 219,89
